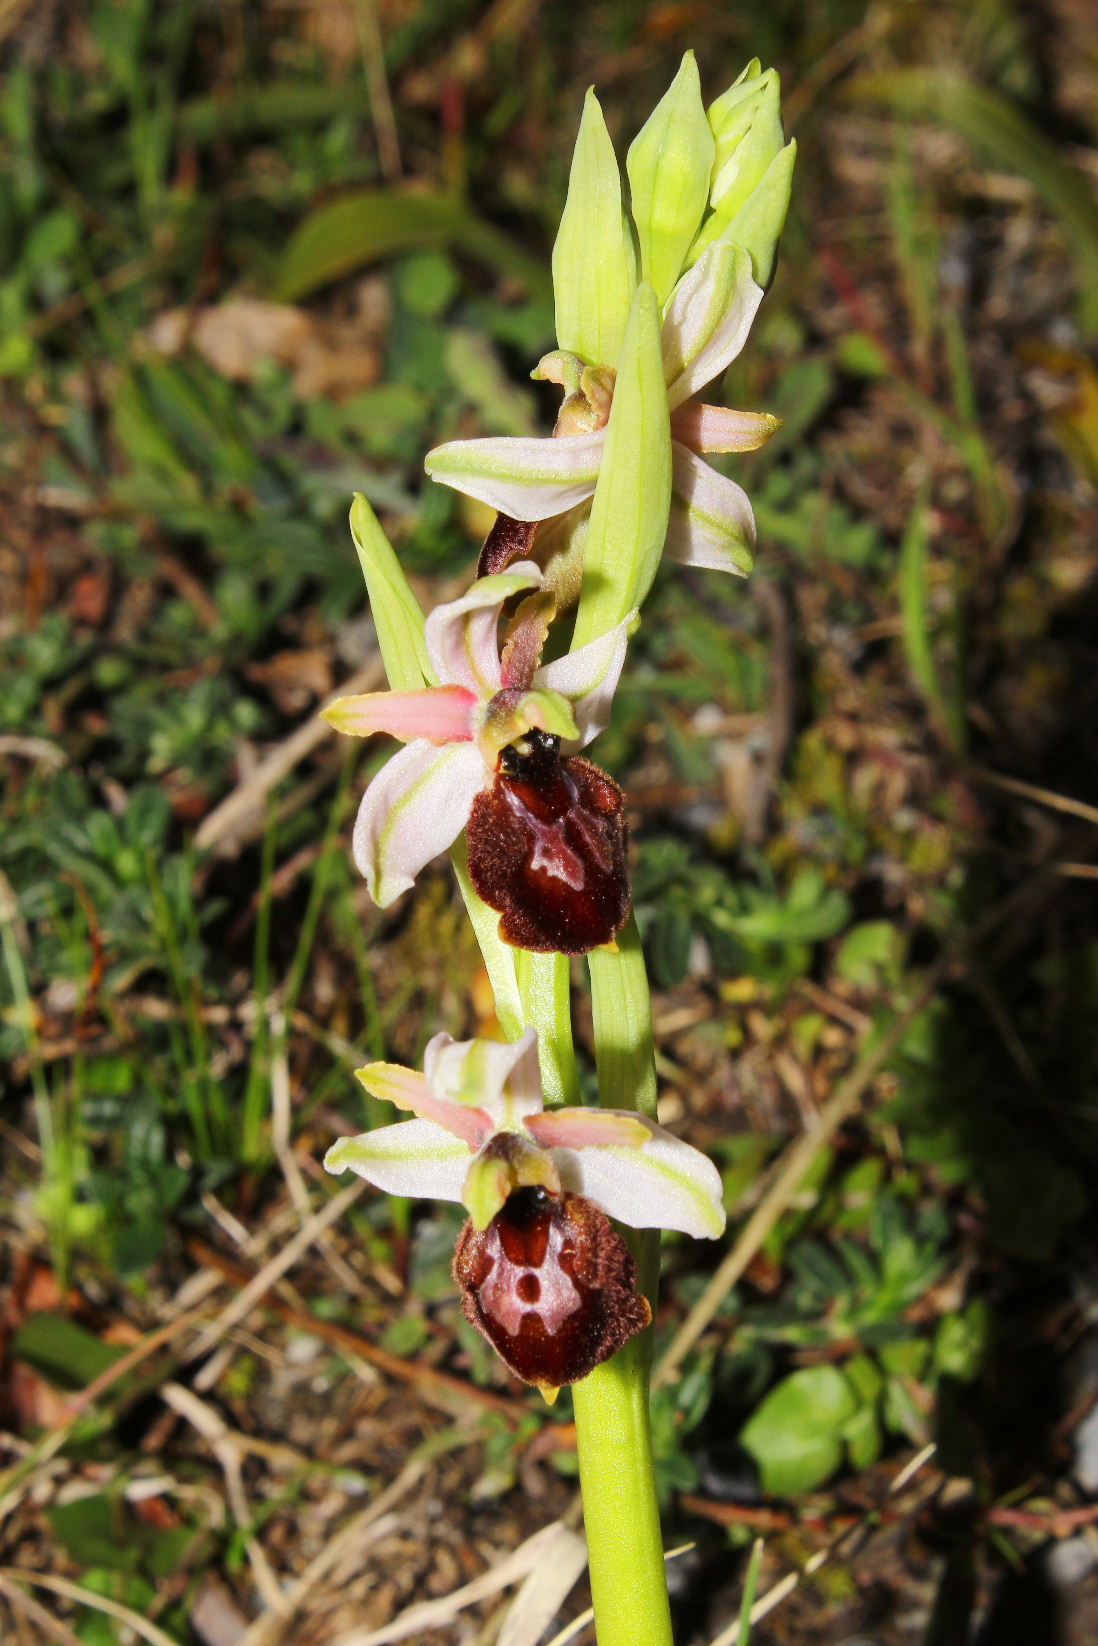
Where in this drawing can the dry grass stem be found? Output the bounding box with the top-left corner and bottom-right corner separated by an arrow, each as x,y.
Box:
0,1569 -> 184,1646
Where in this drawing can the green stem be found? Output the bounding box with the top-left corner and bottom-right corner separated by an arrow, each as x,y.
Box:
572,1336 -> 674,1646
450,836 -> 523,1039
514,949 -> 580,1108
577,911 -> 670,1640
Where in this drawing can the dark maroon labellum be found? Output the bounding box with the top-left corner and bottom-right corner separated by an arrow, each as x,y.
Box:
466,731 -> 630,955
453,1187 -> 651,1389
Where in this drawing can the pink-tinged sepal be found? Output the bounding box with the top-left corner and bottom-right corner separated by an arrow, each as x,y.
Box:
323,685 -> 479,744
355,1060 -> 493,1148
526,1109 -> 650,1149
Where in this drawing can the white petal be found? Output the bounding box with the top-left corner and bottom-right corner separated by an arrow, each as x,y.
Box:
424,563 -> 543,695
534,611 -> 634,749
352,740 -> 488,905
424,1026 -> 543,1128
424,432 -> 605,521
551,1117 -> 726,1238
662,241 -> 764,410
324,1119 -> 471,1201
665,443 -> 756,576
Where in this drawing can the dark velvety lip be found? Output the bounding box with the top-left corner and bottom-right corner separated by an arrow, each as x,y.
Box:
466,740 -> 631,956
453,1187 -> 651,1388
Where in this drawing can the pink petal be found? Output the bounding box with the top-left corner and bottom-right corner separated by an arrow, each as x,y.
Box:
662,241 -> 764,410
425,564 -> 543,696
355,1061 -> 493,1148
665,443 -> 756,576
352,739 -> 488,905
499,592 -> 554,691
671,402 -> 781,454
324,685 -> 478,744
424,432 -> 605,521
526,1110 -> 649,1149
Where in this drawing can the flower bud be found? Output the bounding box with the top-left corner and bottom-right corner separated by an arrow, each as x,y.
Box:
625,51 -> 715,306
689,61 -> 796,288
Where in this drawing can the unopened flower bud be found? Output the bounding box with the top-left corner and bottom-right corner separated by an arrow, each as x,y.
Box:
690,61 -> 796,287
626,51 -> 715,305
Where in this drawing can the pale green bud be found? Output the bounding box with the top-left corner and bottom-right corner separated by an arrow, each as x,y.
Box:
552,88 -> 637,369
710,71 -> 784,217
689,60 -> 796,288
703,139 -> 797,287
625,51 -> 715,306
348,493 -> 433,691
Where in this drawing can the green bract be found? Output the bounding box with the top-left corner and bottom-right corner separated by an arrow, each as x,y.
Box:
348,493 -> 432,691
625,51 -> 714,307
572,281 -> 671,648
553,89 -> 638,369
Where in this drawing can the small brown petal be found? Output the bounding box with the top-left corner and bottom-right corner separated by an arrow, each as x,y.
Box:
466,735 -> 630,956
453,1187 -> 651,1389
478,513 -> 539,578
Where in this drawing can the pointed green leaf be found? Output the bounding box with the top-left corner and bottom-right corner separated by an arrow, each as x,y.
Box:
572,281 -> 671,644
515,948 -> 580,1108
349,493 -> 433,692
553,89 -> 637,367
626,52 -> 714,305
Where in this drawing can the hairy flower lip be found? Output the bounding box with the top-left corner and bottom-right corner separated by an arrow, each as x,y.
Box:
466,749 -> 630,956
453,1187 -> 652,1390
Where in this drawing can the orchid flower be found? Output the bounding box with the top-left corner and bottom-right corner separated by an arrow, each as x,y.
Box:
425,240 -> 778,579
325,1027 -> 725,1389
323,560 -> 633,952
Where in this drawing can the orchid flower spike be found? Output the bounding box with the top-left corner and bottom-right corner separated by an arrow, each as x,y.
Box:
325,1028 -> 726,1389
425,242 -> 778,581
324,561 -> 633,954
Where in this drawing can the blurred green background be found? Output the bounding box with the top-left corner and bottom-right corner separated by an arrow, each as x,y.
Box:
0,2 -> 1095,1643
